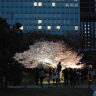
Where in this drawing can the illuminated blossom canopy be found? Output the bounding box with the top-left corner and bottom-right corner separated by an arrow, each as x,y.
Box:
13,41 -> 84,69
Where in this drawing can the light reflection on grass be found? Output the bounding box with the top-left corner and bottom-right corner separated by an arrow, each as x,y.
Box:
21,76 -> 64,85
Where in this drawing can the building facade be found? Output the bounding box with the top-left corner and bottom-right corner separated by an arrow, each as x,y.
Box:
80,0 -> 96,50
0,0 -> 80,36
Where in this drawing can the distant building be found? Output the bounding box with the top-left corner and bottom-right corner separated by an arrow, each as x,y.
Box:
0,0 -> 80,37
80,0 -> 96,50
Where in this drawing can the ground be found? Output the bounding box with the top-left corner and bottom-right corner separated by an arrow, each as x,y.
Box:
0,88 -> 92,96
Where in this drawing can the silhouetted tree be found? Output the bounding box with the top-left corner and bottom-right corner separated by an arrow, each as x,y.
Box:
0,17 -> 24,88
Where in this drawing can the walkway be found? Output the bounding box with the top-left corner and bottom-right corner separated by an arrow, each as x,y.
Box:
7,84 -> 96,90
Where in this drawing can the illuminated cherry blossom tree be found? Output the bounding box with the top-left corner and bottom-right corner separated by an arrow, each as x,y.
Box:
13,41 -> 84,69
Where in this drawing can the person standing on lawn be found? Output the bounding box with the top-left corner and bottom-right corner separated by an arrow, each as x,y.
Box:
57,61 -> 62,73
39,68 -> 45,86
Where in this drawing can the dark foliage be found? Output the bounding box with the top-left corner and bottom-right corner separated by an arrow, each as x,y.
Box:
0,17 -> 25,87
0,17 -> 79,87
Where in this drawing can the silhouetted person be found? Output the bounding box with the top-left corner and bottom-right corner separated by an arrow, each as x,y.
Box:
48,68 -> 52,85
52,69 -> 56,84
57,61 -> 62,73
34,68 -> 39,85
69,69 -> 75,87
89,69 -> 94,81
63,68 -> 69,86
39,68 -> 45,86
88,68 -> 93,89
81,69 -> 85,84
76,69 -> 81,85
56,72 -> 60,84
73,69 -> 77,85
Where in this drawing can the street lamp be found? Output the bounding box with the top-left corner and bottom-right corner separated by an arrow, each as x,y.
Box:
88,65 -> 92,89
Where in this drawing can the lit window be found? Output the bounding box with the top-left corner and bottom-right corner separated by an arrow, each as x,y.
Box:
84,25 -> 86,27
56,26 -> 60,30
34,2 -> 37,6
88,25 -> 90,27
75,3 -> 78,7
38,26 -> 42,29
52,2 -> 56,7
66,3 -> 69,7
75,26 -> 78,30
85,31 -> 86,33
38,2 -> 42,6
38,20 -> 42,24
47,26 -> 51,30
70,3 -> 74,7
74,0 -> 78,1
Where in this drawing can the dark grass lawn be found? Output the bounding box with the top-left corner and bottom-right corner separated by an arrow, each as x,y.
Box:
0,88 -> 92,96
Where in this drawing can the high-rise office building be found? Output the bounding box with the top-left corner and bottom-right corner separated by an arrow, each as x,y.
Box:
0,0 -> 80,36
80,0 -> 96,49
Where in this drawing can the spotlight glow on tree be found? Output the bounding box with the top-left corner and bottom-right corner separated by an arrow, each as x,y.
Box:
13,41 -> 84,69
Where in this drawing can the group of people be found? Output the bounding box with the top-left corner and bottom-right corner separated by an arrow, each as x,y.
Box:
62,68 -> 87,87
34,68 -> 45,85
34,62 -> 96,87
49,62 -> 62,84
62,67 -> 96,87
34,61 -> 62,85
